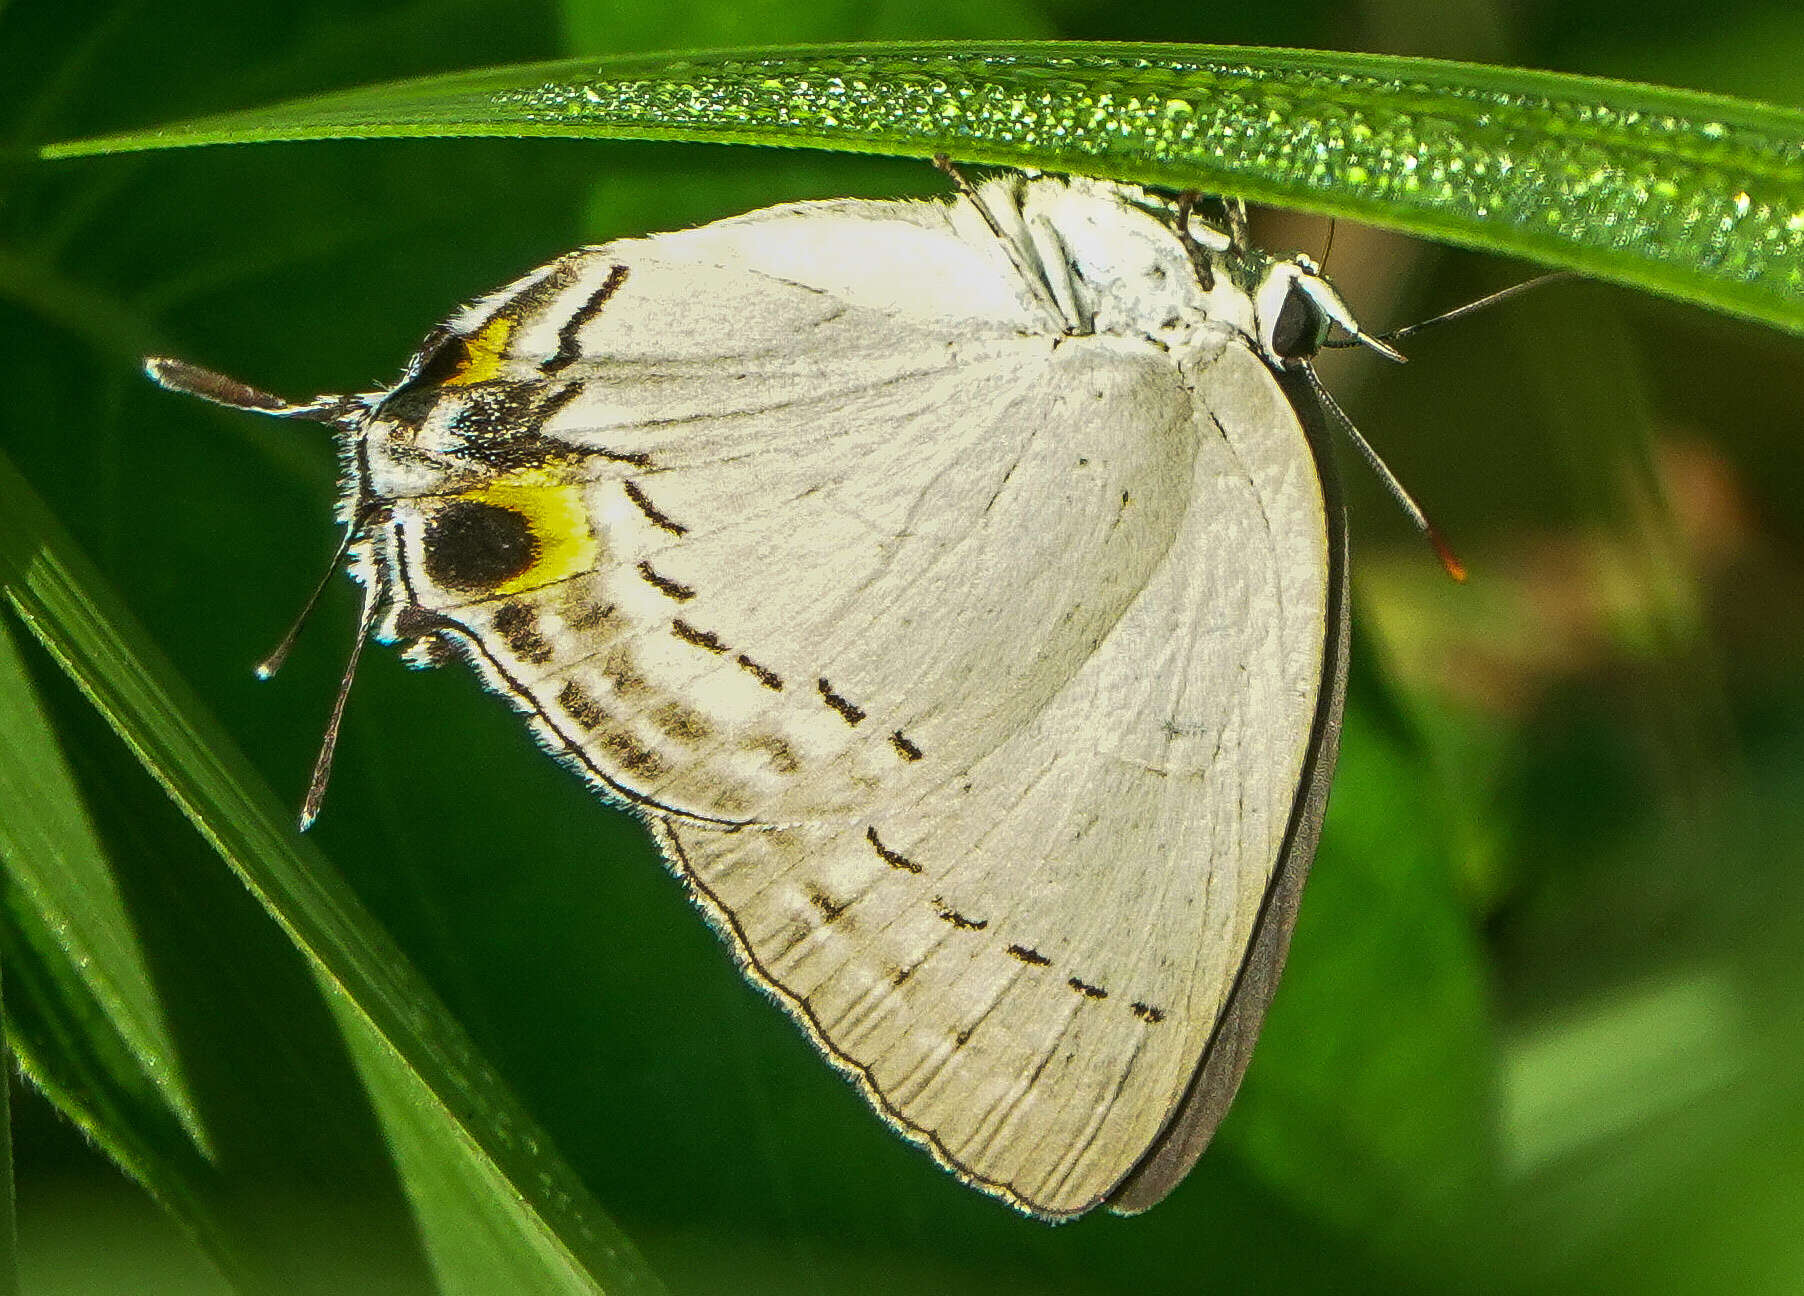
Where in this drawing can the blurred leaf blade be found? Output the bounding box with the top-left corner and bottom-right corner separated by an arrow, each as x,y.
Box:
0,611 -> 209,1154
40,42 -> 1804,336
1232,695 -> 1494,1255
0,449 -> 664,1296
0,903 -> 16,1296
0,618 -> 252,1289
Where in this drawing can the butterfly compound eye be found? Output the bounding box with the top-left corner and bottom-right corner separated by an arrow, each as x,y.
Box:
422,497 -> 540,592
1269,280 -> 1331,361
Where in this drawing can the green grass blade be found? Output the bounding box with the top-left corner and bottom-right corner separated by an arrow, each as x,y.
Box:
0,943 -> 15,1296
0,613 -> 209,1154
0,450 -> 665,1296
0,616 -> 240,1286
38,42 -> 1804,336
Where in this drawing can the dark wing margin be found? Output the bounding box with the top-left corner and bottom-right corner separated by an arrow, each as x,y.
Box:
1104,365 -> 1352,1214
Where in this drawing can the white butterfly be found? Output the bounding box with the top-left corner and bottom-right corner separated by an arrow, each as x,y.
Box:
149,170 -> 1402,1218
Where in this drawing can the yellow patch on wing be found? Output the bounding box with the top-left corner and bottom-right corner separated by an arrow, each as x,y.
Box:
442,313 -> 517,386
461,472 -> 601,594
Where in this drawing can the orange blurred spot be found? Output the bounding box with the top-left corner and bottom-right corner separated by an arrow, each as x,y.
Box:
1427,523 -> 1468,583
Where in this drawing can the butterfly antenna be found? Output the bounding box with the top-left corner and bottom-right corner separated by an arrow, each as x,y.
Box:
297,579 -> 378,831
146,354 -> 379,824
1319,218 -> 1337,270
255,526 -> 357,680
147,355 -> 371,672
1301,363 -> 1467,582
1323,271 -> 1576,349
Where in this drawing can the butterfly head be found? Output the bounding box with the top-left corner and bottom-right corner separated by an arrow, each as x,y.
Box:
1246,253 -> 1406,369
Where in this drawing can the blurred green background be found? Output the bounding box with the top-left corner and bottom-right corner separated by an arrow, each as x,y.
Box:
4,1 -> 1804,1293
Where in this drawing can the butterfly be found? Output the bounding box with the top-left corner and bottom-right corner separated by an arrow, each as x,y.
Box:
148,168 -> 1414,1218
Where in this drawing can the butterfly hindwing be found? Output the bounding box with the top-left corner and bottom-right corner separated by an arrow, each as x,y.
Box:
657,343 -> 1332,1218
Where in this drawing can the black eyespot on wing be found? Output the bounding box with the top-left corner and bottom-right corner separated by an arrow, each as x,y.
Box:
1270,282 -> 1330,360
422,499 -> 538,592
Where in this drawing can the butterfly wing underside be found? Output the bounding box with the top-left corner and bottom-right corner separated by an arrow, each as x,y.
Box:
365,190 -> 1343,1218
1104,365 -> 1348,1214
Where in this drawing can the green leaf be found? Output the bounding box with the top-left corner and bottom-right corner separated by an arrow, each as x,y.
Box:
40,43 -> 1804,336
1229,692 -> 1492,1260
0,932 -> 15,1296
0,450 -> 664,1296
0,614 -> 208,1155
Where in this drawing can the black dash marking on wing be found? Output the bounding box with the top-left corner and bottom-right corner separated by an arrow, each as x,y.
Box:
1067,977 -> 1108,1000
554,679 -> 665,777
891,964 -> 918,986
1130,1001 -> 1166,1023
602,449 -> 654,468
1006,944 -> 1051,966
596,726 -> 667,779
772,921 -> 814,963
807,886 -> 848,923
492,601 -> 554,664
557,679 -> 607,730
623,479 -> 686,535
565,598 -> 620,633
737,653 -> 784,691
954,1027 -> 974,1048
637,560 -> 695,601
650,700 -> 712,744
817,678 -> 865,726
602,645 -> 652,699
933,898 -> 988,931
544,264 -> 628,374
671,619 -> 727,653
866,827 -> 921,874
745,733 -> 800,774
890,730 -> 923,761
